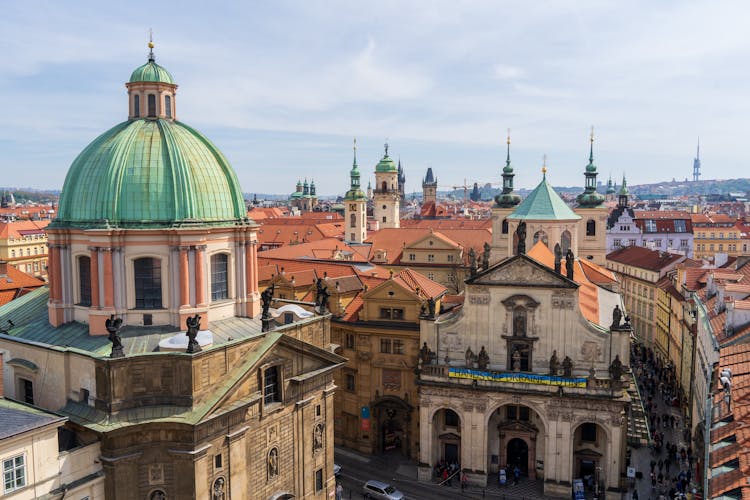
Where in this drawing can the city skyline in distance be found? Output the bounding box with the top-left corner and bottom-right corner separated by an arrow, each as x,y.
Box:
1,1 -> 746,196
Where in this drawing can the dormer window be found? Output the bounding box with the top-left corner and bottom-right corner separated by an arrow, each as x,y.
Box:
147,94 -> 156,117
165,95 -> 172,118
133,95 -> 140,117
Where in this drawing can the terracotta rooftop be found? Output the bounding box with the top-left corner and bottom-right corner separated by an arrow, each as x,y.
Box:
0,264 -> 45,306
365,227 -> 491,264
258,238 -> 369,262
606,245 -> 686,272
400,219 -> 492,230
0,219 -> 50,239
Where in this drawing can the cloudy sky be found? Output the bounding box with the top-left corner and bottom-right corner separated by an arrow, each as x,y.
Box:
0,0 -> 746,196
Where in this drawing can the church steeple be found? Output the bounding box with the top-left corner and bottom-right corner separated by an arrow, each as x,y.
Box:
618,174 -> 629,207
344,138 -> 367,243
576,127 -> 605,208
495,130 -> 521,208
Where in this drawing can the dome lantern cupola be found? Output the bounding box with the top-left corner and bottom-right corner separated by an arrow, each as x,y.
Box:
495,130 -> 522,208
126,38 -> 177,121
576,127 -> 605,208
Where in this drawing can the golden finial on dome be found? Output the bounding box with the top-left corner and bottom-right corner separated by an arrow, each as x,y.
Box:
542,154 -> 548,177
506,128 -> 511,145
590,125 -> 594,144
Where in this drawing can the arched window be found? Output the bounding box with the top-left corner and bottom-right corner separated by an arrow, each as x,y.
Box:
350,213 -> 356,228
267,448 -> 279,479
164,95 -> 172,118
561,230 -> 572,254
134,258 -> 162,309
381,181 -> 387,192
532,230 -> 548,248
586,219 -> 596,236
512,306 -> 527,336
501,219 -> 509,234
133,94 -> 140,117
211,254 -> 229,301
147,94 -> 156,117
78,256 -> 91,306
444,409 -> 459,427
149,491 -> 166,500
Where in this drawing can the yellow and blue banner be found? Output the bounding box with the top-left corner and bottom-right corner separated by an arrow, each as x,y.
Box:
448,367 -> 586,388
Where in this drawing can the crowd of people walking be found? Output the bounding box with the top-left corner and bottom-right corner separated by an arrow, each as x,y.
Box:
630,344 -> 699,500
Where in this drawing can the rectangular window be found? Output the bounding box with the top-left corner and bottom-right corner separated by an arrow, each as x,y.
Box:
645,220 -> 657,232
315,469 -> 323,492
78,256 -> 91,306
164,95 -> 172,118
629,239 -> 636,247
134,257 -> 162,309
345,333 -> 355,349
263,366 -> 281,405
654,240 -> 662,247
345,373 -> 356,392
379,308 -> 392,320
409,253 -> 415,261
391,308 -> 404,320
427,254 -> 435,262
3,454 -> 25,493
380,338 -> 391,353
211,253 -> 229,301
393,339 -> 404,355
674,220 -> 686,232
215,454 -> 222,469
20,379 -> 33,405
613,239 -> 621,247
427,272 -> 435,280
447,254 -> 454,262
147,94 -> 156,117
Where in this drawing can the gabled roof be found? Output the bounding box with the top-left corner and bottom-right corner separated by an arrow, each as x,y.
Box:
606,246 -> 686,272
0,398 -> 66,439
0,219 -> 50,239
364,228 -> 491,264
258,238 -> 369,262
507,176 -> 581,221
0,265 -> 45,305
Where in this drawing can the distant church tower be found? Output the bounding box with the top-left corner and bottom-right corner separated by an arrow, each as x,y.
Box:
693,139 -> 701,182
398,158 -> 406,202
344,139 -> 368,244
422,167 -> 437,205
373,142 -> 400,228
575,128 -> 607,265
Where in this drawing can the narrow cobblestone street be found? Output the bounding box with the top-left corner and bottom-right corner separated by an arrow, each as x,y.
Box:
627,344 -> 701,500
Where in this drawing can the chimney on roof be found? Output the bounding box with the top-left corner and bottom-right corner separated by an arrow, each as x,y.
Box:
0,260 -> 7,278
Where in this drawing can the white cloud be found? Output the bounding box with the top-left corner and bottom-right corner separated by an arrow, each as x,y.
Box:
492,64 -> 524,80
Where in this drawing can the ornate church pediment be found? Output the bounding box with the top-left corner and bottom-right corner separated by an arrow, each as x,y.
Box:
468,254 -> 578,289
497,420 -> 538,433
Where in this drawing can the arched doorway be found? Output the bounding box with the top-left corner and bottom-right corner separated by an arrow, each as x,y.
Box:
507,438 -> 529,474
488,404 -> 544,479
372,395 -> 413,456
432,408 -> 461,465
572,422 -> 608,493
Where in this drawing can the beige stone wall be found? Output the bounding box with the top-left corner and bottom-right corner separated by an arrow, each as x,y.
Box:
0,345 -> 95,410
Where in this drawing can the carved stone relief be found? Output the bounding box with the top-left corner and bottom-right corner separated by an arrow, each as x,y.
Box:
580,341 -> 602,362
551,293 -> 575,310
469,294 -> 490,305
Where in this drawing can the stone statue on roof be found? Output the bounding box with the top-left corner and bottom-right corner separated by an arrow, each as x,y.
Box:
516,221 -> 527,254
105,314 -> 124,358
609,354 -> 623,381
261,284 -> 275,319
465,346 -> 476,368
468,248 -> 477,277
549,350 -> 559,376
562,355 -> 573,377
611,305 -> 622,330
554,243 -> 562,274
482,242 -> 491,270
565,249 -> 575,280
186,314 -> 202,353
477,345 -> 490,370
315,278 -> 330,314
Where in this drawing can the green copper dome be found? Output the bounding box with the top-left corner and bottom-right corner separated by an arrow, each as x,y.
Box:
375,154 -> 397,173
54,119 -> 247,229
129,61 -> 175,84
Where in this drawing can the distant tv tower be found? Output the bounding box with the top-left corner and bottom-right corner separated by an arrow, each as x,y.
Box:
693,138 -> 701,182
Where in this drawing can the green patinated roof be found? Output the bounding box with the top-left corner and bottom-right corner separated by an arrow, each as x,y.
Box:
507,175 -> 581,221
343,189 -> 367,201
54,119 -> 247,229
129,61 -> 175,84
375,154 -> 397,173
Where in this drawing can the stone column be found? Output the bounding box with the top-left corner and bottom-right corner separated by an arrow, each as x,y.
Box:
102,248 -> 114,308
417,403 -> 433,481
48,245 -> 59,303
90,247 -> 100,309
194,245 -> 206,306
179,246 -> 190,308
245,239 -> 253,298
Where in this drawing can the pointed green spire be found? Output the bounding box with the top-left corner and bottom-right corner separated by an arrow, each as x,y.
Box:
577,127 -> 604,207
495,129 -> 521,208
345,137 -> 366,201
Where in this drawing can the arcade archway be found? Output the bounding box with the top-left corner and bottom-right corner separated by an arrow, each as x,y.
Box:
488,404 -> 545,479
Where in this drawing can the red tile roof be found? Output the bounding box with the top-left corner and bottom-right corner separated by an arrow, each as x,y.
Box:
365,228 -> 491,264
0,265 -> 45,305
0,220 -> 50,239
606,245 -> 686,272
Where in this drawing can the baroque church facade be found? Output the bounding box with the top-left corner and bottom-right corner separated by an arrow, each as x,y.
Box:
0,44 -> 342,500
417,134 -> 633,499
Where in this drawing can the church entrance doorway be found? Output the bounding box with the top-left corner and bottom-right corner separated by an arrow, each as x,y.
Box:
372,396 -> 413,457
506,438 -> 529,475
